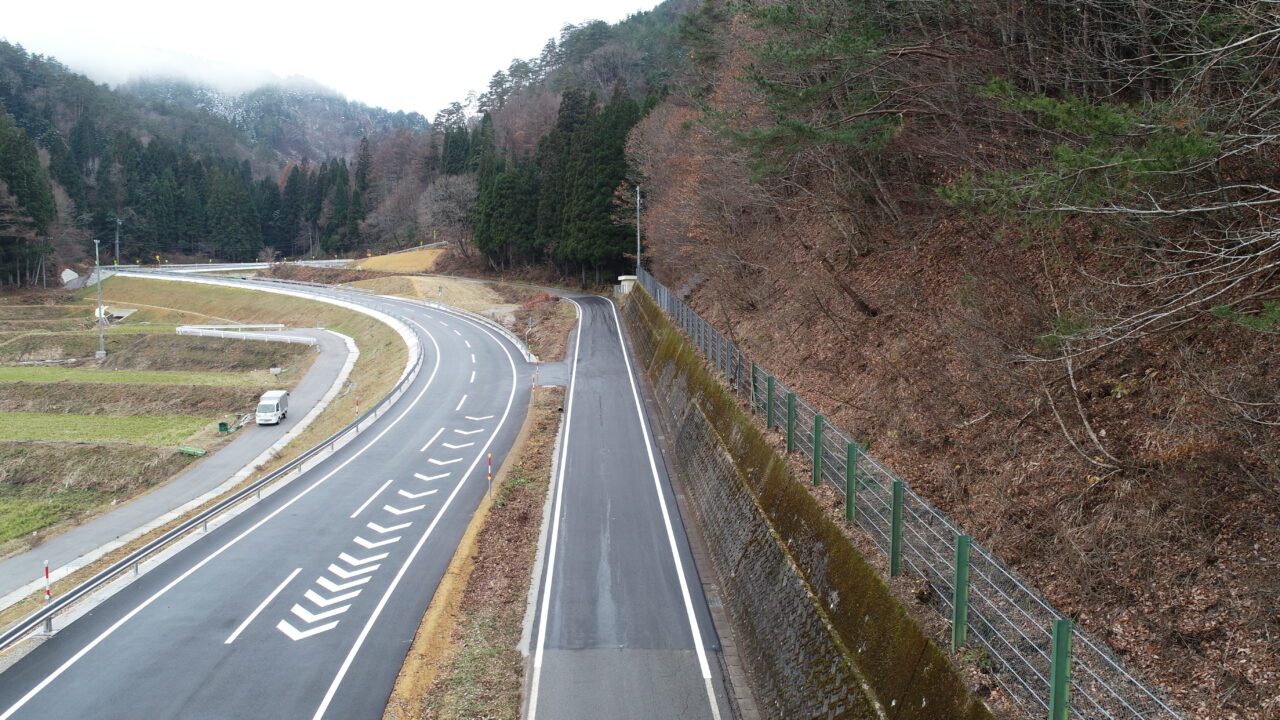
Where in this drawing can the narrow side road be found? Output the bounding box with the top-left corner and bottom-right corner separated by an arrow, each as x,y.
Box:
525,296 -> 732,720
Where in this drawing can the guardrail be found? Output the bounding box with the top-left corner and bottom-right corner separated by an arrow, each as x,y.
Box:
0,304 -> 425,653
635,268 -> 1184,720
176,326 -> 317,346
376,241 -> 448,256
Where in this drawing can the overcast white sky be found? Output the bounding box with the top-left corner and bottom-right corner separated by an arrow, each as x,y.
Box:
3,0 -> 657,118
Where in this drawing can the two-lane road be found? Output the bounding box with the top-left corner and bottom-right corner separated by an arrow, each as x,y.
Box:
0,280 -> 531,720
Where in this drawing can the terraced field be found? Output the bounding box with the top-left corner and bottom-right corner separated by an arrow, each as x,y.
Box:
0,291 -> 316,553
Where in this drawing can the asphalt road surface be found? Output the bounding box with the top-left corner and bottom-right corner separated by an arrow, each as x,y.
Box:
525,296 -> 732,720
0,279 -> 531,720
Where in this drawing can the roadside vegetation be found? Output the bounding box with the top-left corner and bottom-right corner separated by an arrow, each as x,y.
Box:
384,387 -> 563,720
354,246 -> 445,273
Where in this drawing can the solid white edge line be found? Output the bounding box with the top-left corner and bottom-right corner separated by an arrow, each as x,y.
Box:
0,318 -> 445,720
608,299 -> 722,720
455,394 -> 468,412
310,315 -> 519,720
419,427 -> 444,452
224,568 -> 301,644
350,478 -> 395,519
526,298 -> 583,720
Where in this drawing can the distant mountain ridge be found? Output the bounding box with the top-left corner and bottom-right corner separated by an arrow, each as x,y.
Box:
121,77 -> 429,160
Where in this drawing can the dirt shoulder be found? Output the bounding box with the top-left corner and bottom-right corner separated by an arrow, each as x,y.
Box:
383,386 -> 563,720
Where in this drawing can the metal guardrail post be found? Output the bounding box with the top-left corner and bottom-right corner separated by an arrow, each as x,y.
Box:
952,534 -> 971,651
813,414 -> 824,486
845,442 -> 857,522
1049,619 -> 1073,720
890,480 -> 904,576
766,376 -> 775,429
786,392 -> 796,453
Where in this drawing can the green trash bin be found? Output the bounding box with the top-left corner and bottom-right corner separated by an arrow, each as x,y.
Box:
218,422 -> 229,434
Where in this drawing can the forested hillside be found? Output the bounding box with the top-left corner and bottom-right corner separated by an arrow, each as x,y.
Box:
121,77 -> 428,160
623,2 -> 1279,718
0,41 -> 434,281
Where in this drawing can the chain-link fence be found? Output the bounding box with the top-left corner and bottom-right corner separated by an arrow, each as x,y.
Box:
635,269 -> 1184,720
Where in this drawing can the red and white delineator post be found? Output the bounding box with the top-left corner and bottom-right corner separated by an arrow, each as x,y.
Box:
42,560 -> 52,634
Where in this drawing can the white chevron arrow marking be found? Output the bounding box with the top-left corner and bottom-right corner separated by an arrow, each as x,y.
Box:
365,522 -> 409,534
383,504 -> 425,516
442,442 -> 474,449
398,488 -> 438,499
340,551 -> 388,566
354,535 -> 399,549
328,563 -> 379,580
414,472 -> 449,482
317,575 -> 370,593
291,602 -> 350,623
277,618 -> 338,641
305,588 -> 360,608
427,457 -> 461,466
465,415 -> 494,421
453,428 -> 483,435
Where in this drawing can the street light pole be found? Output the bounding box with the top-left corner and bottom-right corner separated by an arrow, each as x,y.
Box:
114,218 -> 121,266
94,238 -> 106,361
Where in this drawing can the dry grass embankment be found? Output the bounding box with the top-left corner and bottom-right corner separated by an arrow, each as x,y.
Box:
355,246 -> 445,273
383,387 -> 562,720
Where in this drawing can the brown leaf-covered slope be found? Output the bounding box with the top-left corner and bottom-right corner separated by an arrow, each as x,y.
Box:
627,16 -> 1278,720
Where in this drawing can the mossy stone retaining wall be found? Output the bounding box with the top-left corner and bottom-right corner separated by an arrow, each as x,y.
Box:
622,288 -> 992,720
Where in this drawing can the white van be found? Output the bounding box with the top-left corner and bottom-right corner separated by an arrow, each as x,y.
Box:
256,390 -> 289,425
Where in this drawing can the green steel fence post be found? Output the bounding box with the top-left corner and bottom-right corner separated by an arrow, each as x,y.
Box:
786,392 -> 796,453
845,442 -> 857,522
952,535 -> 971,651
1049,619 -> 1073,720
813,414 -> 824,486
766,376 -> 775,429
890,480 -> 904,576
750,363 -> 757,415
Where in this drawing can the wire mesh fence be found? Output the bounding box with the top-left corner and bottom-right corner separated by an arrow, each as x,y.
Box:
635,269 -> 1184,720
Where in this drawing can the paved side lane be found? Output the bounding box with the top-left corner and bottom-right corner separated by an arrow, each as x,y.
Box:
526,297 -> 732,720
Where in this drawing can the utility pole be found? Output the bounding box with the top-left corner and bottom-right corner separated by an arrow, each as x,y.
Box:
94,238 -> 106,361
636,185 -> 641,275
114,217 -> 122,266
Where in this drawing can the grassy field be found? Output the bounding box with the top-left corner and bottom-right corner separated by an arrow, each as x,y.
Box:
0,382 -> 264,416
0,412 -> 210,445
0,276 -> 406,554
0,366 -> 265,386
0,442 -> 190,548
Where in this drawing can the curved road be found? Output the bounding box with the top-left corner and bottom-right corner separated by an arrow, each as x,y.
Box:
0,278 -> 532,720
